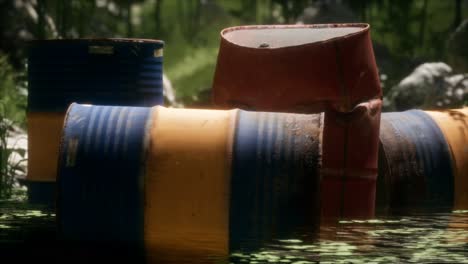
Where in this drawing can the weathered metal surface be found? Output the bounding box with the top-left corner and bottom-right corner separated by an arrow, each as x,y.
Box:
27,112 -> 64,184
321,99 -> 382,219
57,103 -> 153,246
56,104 -> 324,259
212,24 -> 381,113
230,110 -> 322,247
378,110 -> 454,208
212,24 -> 382,219
143,106 -> 235,260
426,108 -> 468,210
28,38 -> 164,112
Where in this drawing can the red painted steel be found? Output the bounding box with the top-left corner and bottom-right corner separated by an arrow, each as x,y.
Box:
212,24 -> 381,113
321,99 -> 381,219
212,24 -> 382,219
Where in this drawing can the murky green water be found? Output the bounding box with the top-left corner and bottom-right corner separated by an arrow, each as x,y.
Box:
231,210 -> 468,263
1,200 -> 467,263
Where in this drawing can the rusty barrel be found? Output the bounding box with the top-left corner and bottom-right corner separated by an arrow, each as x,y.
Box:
426,108 -> 468,210
321,99 -> 381,219
212,24 -> 381,112
27,38 -> 164,204
212,24 -> 382,219
57,104 -> 321,261
377,110 -> 454,209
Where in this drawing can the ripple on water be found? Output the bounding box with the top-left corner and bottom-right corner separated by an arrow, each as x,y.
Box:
230,210 -> 468,263
1,201 -> 468,263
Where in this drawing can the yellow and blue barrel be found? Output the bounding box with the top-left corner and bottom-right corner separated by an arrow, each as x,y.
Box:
426,108 -> 468,210
57,104 -> 321,261
377,110 -> 454,209
27,38 -> 164,204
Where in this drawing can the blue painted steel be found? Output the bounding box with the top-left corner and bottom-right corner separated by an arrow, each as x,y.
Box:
229,110 -> 321,249
57,103 -> 152,246
26,181 -> 55,206
380,110 -> 454,206
28,39 -> 164,112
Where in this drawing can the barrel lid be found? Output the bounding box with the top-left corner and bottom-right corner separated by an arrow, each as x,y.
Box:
28,38 -> 164,45
222,24 -> 368,49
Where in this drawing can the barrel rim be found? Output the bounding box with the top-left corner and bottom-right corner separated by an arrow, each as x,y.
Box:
28,38 -> 164,45
220,23 -> 370,50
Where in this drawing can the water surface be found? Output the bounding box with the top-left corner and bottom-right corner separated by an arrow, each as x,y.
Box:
1,200 -> 467,263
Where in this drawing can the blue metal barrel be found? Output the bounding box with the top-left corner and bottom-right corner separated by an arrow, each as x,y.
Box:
230,110 -> 322,248
28,38 -> 164,111
377,110 -> 454,209
57,103 -> 153,248
27,38 -> 164,205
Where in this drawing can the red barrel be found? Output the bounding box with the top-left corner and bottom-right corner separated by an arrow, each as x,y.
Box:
212,24 -> 381,113
212,24 -> 382,219
321,99 -> 381,219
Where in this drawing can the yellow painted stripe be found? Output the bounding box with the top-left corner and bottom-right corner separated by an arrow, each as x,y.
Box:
426,108 -> 468,210
27,112 -> 65,182
144,106 -> 237,260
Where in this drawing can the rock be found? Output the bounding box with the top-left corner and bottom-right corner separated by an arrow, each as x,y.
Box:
386,62 -> 468,111
447,19 -> 468,73
163,74 -> 183,107
5,121 -> 27,180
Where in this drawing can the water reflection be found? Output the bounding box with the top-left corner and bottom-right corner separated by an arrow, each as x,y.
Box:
1,202 -> 468,263
230,210 -> 468,263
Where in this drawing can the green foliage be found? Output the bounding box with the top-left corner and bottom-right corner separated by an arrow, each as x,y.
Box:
0,54 -> 27,199
0,54 -> 26,125
0,118 -> 27,199
2,0 -> 466,106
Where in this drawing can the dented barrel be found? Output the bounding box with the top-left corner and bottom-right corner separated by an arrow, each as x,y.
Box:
212,24 -> 381,112
212,24 -> 382,219
377,110 -> 454,208
57,104 -> 321,261
321,99 -> 381,219
27,38 -> 164,204
426,108 -> 468,210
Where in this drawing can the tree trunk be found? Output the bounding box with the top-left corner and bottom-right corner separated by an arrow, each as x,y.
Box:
127,0 -> 133,37
453,0 -> 462,29
155,0 -> 163,35
37,0 -> 47,39
418,0 -> 428,48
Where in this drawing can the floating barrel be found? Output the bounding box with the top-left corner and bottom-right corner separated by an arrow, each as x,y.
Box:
212,24 -> 382,219
57,104 -> 321,261
230,110 -> 321,246
426,108 -> 468,210
27,38 -> 164,204
377,110 -> 454,209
